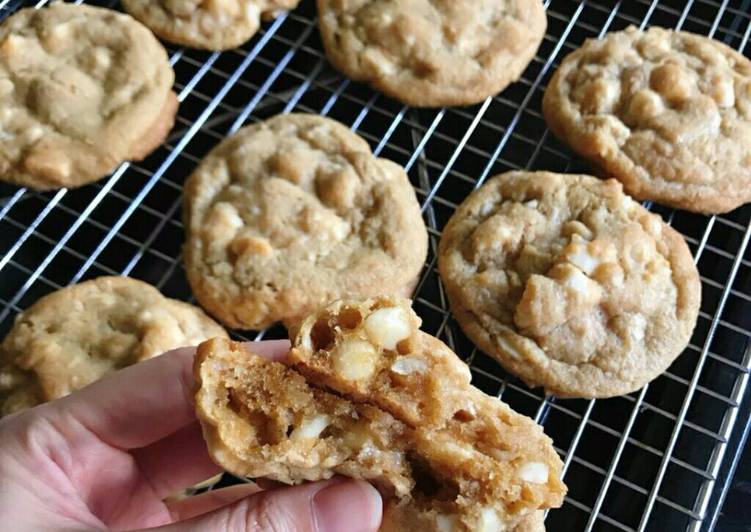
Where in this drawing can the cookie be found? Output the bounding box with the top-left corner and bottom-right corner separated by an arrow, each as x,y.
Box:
195,334 -> 565,530
317,0 -> 547,107
288,297 -> 474,426
0,3 -> 177,190
121,0 -> 300,51
287,297 -> 565,529
543,25 -> 751,214
0,276 -> 226,416
183,113 -> 428,329
437,171 -> 701,398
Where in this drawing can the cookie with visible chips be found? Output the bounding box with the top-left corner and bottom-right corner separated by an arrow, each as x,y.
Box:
195,297 -> 565,531
122,0 -> 300,51
317,0 -> 547,107
543,26 -> 751,213
0,3 -> 177,190
0,276 -> 226,416
438,171 -> 701,398
183,113 -> 428,330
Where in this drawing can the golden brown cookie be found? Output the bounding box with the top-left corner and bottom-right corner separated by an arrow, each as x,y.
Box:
121,0 -> 300,51
438,171 -> 701,398
183,113 -> 428,330
195,333 -> 565,531
543,26 -> 751,214
288,297 -> 474,426
0,3 -> 177,190
317,0 -> 547,107
0,276 -> 226,416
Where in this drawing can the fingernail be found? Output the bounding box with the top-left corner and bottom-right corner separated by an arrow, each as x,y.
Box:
313,480 -> 382,532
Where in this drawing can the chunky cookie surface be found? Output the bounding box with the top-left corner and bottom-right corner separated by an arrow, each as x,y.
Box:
122,0 -> 299,51
289,297 -> 473,426
437,171 -> 701,398
196,331 -> 565,531
195,338 -> 414,493
0,276 -> 226,416
183,114 -> 427,329
543,25 -> 751,213
317,0 -> 546,107
0,4 -> 177,190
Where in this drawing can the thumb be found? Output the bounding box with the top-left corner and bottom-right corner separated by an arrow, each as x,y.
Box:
156,479 -> 383,532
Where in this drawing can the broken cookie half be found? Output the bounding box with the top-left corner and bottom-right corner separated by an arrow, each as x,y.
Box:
195,297 -> 566,531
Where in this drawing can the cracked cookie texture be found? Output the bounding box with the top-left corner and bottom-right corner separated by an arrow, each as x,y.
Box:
317,0 -> 547,107
195,297 -> 565,531
183,113 -> 428,329
437,171 -> 701,398
0,3 -> 177,190
543,26 -> 751,213
0,276 -> 226,417
122,0 -> 300,51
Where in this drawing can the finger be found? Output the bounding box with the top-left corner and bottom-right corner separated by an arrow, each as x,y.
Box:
166,484 -> 262,522
48,340 -> 291,450
241,339 -> 291,361
255,478 -> 286,490
131,421 -> 221,499
153,479 -> 382,532
48,346 -> 197,449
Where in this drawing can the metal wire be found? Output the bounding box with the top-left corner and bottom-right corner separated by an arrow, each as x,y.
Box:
1,1 -> 750,530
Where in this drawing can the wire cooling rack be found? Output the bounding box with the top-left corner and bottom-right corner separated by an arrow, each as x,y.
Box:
1,0 -> 750,530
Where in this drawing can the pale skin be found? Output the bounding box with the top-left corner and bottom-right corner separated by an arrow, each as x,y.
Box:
0,341 -> 383,531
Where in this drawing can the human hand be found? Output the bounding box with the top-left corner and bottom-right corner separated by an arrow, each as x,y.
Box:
0,341 -> 383,531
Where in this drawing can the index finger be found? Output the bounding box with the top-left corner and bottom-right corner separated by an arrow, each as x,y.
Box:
48,339 -> 291,450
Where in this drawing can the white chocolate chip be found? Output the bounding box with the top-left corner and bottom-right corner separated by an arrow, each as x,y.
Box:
563,268 -> 598,300
566,245 -> 601,275
230,233 -> 274,258
477,507 -> 506,532
204,202 -> 244,246
356,444 -> 378,459
332,339 -> 378,381
390,356 -> 428,375
301,333 -> 313,351
92,48 -> 111,71
362,48 -> 397,77
363,307 -> 412,350
638,32 -> 671,59
519,461 -> 549,484
711,76 -> 735,108
23,126 -> 44,144
244,3 -> 261,22
443,441 -> 475,460
584,78 -> 619,113
643,214 -> 663,238
632,314 -> 647,342
490,449 -> 516,461
629,89 -> 665,123
49,23 -> 71,42
563,220 -> 594,240
436,514 -> 459,532
290,415 -> 329,441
